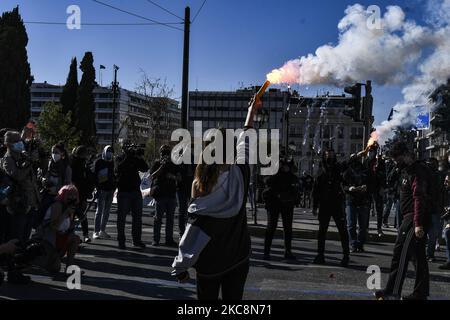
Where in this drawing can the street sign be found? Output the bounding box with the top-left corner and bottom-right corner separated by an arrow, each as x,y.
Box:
416,108 -> 430,130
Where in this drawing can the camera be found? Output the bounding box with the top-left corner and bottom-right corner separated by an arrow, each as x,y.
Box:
122,144 -> 145,157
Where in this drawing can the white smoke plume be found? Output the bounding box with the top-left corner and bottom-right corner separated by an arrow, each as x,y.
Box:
267,1 -> 450,144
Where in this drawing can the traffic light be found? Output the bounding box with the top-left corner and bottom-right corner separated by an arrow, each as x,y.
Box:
343,84 -> 362,122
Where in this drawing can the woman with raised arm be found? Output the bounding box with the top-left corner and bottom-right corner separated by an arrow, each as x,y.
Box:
171,95 -> 262,300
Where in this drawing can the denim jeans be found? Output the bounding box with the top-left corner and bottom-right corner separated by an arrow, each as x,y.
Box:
427,214 -> 443,258
383,194 -> 395,224
346,203 -> 369,249
116,191 -> 143,245
444,227 -> 450,263
153,197 -> 176,243
95,190 -> 114,234
394,199 -> 402,229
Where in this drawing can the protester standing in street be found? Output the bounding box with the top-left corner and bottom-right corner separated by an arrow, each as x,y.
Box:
262,156 -> 300,260
342,154 -> 370,253
375,141 -> 431,300
312,149 -> 350,267
171,95 -> 256,300
150,145 -> 180,247
115,145 -> 149,250
93,145 -> 116,240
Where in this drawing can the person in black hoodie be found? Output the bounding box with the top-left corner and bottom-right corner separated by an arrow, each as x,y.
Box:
93,145 -> 116,240
263,156 -> 300,260
171,95 -> 257,300
312,149 -> 350,267
71,145 -> 95,243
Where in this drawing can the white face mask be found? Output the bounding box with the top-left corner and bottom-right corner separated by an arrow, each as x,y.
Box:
52,153 -> 61,162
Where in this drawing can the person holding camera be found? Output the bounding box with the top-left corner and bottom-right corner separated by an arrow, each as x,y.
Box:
1,131 -> 40,243
262,156 -> 300,261
150,145 -> 180,247
115,144 -> 149,250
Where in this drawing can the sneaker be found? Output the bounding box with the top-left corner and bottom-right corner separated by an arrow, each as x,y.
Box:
340,255 -> 350,267
133,241 -> 146,249
151,241 -> 160,247
377,230 -> 384,237
93,232 -> 100,240
7,271 -> 31,285
313,255 -> 325,265
99,231 -> 111,239
427,256 -> 437,263
435,244 -> 441,252
83,236 -> 92,243
438,262 -> 450,270
351,247 -> 359,253
402,293 -> 427,301
383,223 -> 390,229
118,243 -> 126,250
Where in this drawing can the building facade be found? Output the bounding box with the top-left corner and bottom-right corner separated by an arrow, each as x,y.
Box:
30,82 -> 181,148
188,87 -> 369,176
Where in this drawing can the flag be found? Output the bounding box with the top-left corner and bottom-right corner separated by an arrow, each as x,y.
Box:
100,65 -> 106,69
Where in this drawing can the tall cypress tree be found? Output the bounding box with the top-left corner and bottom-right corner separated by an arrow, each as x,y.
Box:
60,57 -> 78,119
0,6 -> 32,129
75,52 -> 97,146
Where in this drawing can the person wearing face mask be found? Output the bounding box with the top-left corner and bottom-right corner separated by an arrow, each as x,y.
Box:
0,131 -> 40,243
342,154 -> 370,253
38,144 -> 72,228
262,154 -> 300,261
312,149 -> 350,267
375,141 -> 432,300
93,145 -> 116,240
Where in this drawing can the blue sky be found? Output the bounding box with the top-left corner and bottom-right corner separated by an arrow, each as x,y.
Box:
0,0 -> 430,125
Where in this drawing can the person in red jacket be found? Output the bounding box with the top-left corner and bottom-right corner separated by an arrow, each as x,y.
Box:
375,141 -> 431,300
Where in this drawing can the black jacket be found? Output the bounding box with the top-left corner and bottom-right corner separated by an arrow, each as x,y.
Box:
263,170 -> 300,208
342,164 -> 370,207
116,155 -> 149,193
71,156 -> 95,199
313,163 -> 344,212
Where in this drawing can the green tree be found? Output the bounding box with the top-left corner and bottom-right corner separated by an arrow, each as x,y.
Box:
75,52 -> 97,146
60,57 -> 78,119
0,6 -> 33,129
37,101 -> 80,152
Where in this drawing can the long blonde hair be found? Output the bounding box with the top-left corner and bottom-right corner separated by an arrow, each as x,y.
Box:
193,128 -> 229,196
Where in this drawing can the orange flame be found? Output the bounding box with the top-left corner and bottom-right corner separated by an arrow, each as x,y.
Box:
367,131 -> 379,149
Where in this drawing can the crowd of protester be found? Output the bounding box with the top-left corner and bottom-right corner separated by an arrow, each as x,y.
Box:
0,96 -> 450,301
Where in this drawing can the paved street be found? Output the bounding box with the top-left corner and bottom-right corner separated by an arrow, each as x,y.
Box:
1,205 -> 449,300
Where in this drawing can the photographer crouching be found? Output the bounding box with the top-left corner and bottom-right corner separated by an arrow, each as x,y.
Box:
115,144 -> 149,250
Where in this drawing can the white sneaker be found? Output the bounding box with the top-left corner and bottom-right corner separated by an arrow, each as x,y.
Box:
93,232 -> 100,240
99,231 -> 112,239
